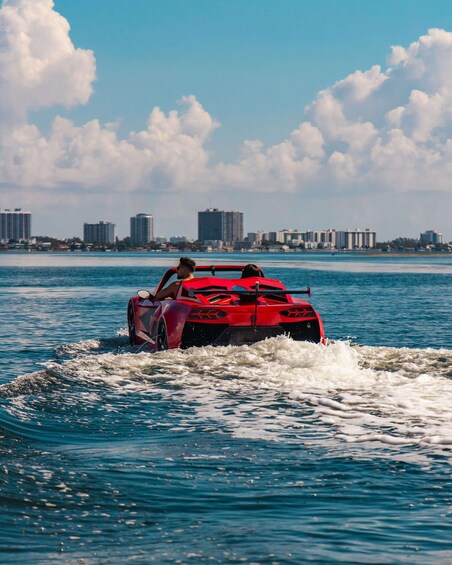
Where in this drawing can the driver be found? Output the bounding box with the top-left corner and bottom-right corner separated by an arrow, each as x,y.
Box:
154,257 -> 196,300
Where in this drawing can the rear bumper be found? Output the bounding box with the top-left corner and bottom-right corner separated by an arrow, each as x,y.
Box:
181,319 -> 321,348
214,326 -> 284,346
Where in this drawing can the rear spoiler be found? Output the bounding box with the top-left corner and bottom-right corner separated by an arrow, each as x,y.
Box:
188,283 -> 311,298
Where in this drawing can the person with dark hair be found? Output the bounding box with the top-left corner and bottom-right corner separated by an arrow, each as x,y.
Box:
241,264 -> 262,278
155,257 -> 196,300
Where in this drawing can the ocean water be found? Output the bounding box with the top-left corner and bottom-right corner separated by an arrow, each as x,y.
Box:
0,252 -> 451,564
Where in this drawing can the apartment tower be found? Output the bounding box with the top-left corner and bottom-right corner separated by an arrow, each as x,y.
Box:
83,221 -> 116,244
0,208 -> 32,242
198,208 -> 243,245
130,213 -> 154,246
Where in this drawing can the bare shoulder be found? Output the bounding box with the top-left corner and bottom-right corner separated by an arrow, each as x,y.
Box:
156,280 -> 181,300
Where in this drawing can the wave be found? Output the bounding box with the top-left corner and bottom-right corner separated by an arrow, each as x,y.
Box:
1,336 -> 451,459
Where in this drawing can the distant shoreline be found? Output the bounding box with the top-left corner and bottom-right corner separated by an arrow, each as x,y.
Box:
359,252 -> 451,257
1,248 -> 451,258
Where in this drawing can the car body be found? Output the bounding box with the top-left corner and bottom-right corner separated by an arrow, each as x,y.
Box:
127,265 -> 324,351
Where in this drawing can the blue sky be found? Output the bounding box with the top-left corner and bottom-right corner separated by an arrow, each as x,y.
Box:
51,0 -> 452,159
1,0 -> 452,240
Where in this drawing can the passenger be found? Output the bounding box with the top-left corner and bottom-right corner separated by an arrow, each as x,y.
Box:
241,264 -> 262,278
155,257 -> 196,300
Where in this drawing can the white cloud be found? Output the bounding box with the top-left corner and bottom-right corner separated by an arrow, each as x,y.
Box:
291,123 -> 325,159
0,0 -> 95,125
215,28 -> 452,196
0,1 -> 218,191
0,2 -> 451,237
1,98 -> 218,190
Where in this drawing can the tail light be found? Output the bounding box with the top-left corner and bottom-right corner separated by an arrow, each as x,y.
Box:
188,308 -> 228,320
280,307 -> 316,318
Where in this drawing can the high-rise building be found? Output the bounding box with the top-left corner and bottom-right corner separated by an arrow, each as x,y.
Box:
130,213 -> 154,246
198,208 -> 243,244
198,208 -> 224,242
0,208 -> 32,242
420,230 -> 443,245
335,229 -> 376,249
224,211 -> 243,244
83,221 -> 115,244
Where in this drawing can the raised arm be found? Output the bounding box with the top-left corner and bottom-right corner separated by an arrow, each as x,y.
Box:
154,281 -> 180,300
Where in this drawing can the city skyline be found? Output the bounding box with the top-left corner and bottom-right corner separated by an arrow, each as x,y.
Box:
0,1 -> 451,240
1,206 -> 448,248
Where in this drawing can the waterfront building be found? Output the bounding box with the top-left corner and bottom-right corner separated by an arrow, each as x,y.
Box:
224,210 -> 243,244
268,231 -> 285,244
130,213 -> 154,246
335,229 -> 376,250
247,231 -> 264,245
262,231 -> 285,244
0,208 -> 31,242
169,235 -> 191,244
203,240 -> 224,250
420,230 -> 443,245
233,240 -> 254,250
273,228 -> 376,250
281,230 -> 307,246
198,209 -> 223,242
198,208 -> 243,245
83,221 -> 115,244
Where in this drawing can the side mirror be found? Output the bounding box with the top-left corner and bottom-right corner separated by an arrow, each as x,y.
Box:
137,289 -> 154,300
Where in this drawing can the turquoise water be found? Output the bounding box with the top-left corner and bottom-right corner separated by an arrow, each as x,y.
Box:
0,252 -> 451,563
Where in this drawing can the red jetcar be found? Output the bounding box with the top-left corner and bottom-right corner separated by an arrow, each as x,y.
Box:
127,265 -> 324,351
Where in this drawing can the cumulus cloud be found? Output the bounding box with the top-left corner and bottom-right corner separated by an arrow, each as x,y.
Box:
215,28 -> 452,195
0,0 -> 95,125
0,97 -> 219,189
0,0 -> 452,215
0,0 -> 218,190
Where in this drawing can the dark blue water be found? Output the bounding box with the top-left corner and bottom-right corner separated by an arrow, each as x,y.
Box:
0,252 -> 451,563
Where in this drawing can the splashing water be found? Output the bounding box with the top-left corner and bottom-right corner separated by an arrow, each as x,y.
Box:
4,337 -> 450,460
